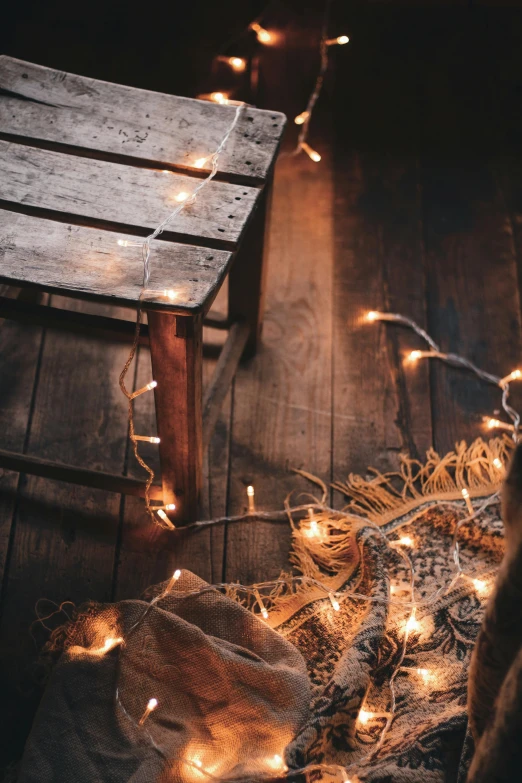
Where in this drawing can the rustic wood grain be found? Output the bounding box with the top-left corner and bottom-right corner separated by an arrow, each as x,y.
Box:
0,140 -> 260,247
0,295 -> 130,768
0,57 -> 286,182
0,210 -> 232,312
148,312 -> 203,523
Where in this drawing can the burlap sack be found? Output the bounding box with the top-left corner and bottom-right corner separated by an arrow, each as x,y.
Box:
17,570 -> 312,783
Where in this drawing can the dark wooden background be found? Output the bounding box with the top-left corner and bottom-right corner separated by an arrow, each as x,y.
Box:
3,0 -> 522,774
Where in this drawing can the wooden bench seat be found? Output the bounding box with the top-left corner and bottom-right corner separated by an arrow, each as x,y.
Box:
0,56 -> 286,524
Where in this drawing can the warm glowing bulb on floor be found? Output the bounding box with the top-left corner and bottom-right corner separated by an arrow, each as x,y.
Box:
501,369 -> 522,385
294,111 -> 310,125
493,458 -> 503,469
163,289 -> 177,300
134,435 -> 160,444
300,142 -> 321,162
175,191 -> 189,202
166,568 -> 182,591
358,708 -> 374,725
266,755 -> 288,773
229,57 -> 246,71
194,157 -> 208,169
157,509 -> 173,527
329,592 -> 340,611
398,535 -> 414,547
250,22 -> 272,43
405,611 -> 420,633
416,668 -> 432,683
472,578 -> 488,595
139,697 -> 158,725
325,35 -> 350,45
117,239 -> 140,247
407,350 -> 423,362
254,588 -> 269,619
366,310 -> 380,321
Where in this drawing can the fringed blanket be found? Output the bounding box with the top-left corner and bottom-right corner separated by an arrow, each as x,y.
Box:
16,438 -> 510,783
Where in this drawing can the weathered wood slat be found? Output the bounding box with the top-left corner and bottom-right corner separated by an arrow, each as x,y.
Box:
0,57 -> 286,182
0,448 -> 163,499
0,211 -> 232,311
0,141 -> 260,246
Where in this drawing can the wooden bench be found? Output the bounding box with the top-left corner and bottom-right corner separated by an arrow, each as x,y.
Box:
0,56 -> 286,525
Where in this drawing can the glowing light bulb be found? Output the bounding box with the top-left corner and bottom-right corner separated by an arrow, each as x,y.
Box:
163,289 -> 177,300
117,238 -> 141,247
156,508 -> 175,528
194,157 -> 208,169
247,485 -> 255,512
134,435 -> 160,444
162,169 -> 170,174
294,111 -> 310,125
416,668 -> 432,683
300,142 -> 321,162
366,310 -> 380,321
493,458 -> 502,469
461,487 -> 474,515
175,191 -> 189,202
407,350 -> 423,362
250,22 -> 272,44
329,592 -> 340,611
398,535 -> 414,547
229,56 -> 246,71
132,380 -> 157,398
254,588 -> 269,620
405,611 -> 420,634
501,369 -> 522,385
266,755 -> 288,773
139,697 -> 158,725
358,708 -> 374,725
472,578 -> 489,596
325,35 -> 350,46
210,91 -> 229,105
164,503 -> 176,511
166,568 -> 182,591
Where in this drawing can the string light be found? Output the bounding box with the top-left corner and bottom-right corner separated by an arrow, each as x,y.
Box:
218,56 -> 246,71
300,141 -> 321,162
405,609 -> 420,634
175,191 -> 189,202
357,708 -> 375,725
250,22 -> 272,44
493,457 -> 503,469
328,592 -> 340,611
210,91 -> 229,104
138,697 -> 158,726
253,588 -> 269,619
247,485 -> 255,513
397,535 -> 414,547
265,755 -> 288,773
166,568 -> 182,592
133,435 -> 160,444
472,577 -> 489,596
366,310 -> 521,440
416,668 -> 433,684
163,289 -> 178,300
156,509 -> 174,527
461,488 -> 474,516
131,380 -> 157,398
117,239 -> 141,247
194,157 -> 208,168
294,111 -> 310,126
325,35 -> 349,46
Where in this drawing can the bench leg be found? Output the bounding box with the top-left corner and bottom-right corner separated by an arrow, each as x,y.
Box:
228,178 -> 273,359
147,311 -> 203,525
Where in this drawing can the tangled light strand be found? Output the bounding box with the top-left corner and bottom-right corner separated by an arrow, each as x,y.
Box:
366,311 -> 522,439
118,102 -> 245,528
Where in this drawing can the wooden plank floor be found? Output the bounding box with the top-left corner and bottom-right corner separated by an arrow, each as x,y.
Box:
3,2 -> 522,774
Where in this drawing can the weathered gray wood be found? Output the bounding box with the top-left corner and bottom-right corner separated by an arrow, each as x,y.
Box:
0,448 -> 163,499
0,57 -> 286,182
0,141 -> 260,247
0,210 -> 232,311
202,320 -> 250,449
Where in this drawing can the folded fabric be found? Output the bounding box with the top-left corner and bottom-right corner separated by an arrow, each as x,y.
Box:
18,570 -> 312,783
